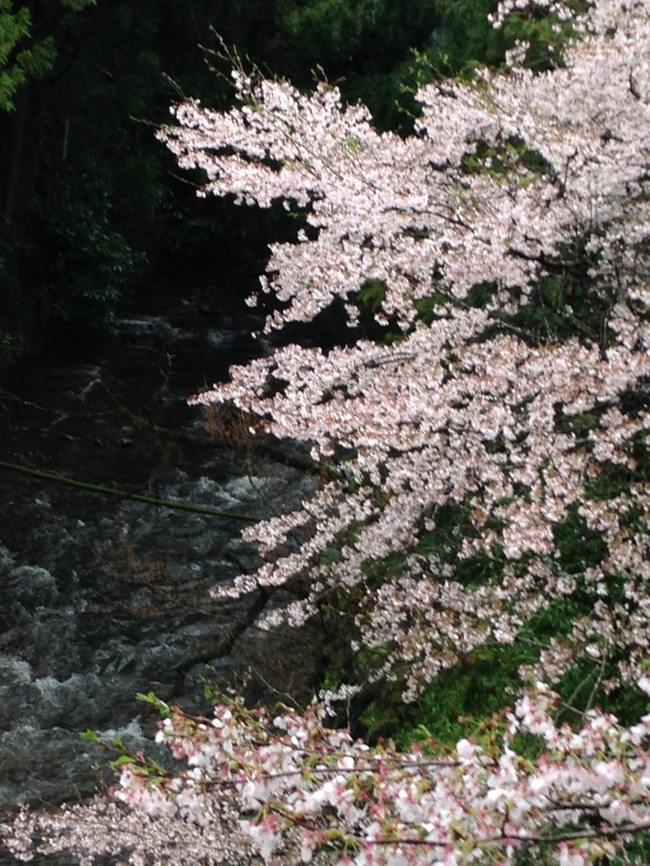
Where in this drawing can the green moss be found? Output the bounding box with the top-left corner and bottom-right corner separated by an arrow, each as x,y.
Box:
553,507 -> 608,573
357,640 -> 536,748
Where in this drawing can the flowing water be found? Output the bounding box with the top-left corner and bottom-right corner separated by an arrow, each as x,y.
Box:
0,286 -> 321,818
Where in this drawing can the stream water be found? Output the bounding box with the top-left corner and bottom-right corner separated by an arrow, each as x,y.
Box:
0,285 -> 321,820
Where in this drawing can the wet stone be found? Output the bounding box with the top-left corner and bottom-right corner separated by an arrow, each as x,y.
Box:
8,566 -> 60,608
0,304 -> 320,812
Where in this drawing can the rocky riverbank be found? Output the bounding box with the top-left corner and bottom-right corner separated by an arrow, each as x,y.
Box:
0,291 -> 321,814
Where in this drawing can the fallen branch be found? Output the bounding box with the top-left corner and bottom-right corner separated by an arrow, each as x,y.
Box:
0,459 -> 258,521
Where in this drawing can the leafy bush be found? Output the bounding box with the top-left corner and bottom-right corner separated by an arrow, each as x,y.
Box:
40,171 -> 145,329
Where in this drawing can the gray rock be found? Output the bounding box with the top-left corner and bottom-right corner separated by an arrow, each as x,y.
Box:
9,566 -> 59,607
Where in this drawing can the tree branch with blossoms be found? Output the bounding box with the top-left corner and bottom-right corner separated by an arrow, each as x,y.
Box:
114,680 -> 650,866
5,681 -> 650,865
168,0 -> 650,703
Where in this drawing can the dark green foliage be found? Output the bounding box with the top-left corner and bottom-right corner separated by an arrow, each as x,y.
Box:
498,252 -> 613,347
620,384 -> 650,418
38,171 -> 145,329
413,285 -> 498,329
462,136 -> 555,179
611,837 -> 650,866
0,0 -> 98,112
585,451 -> 650,502
358,588 -> 647,751
276,0 -> 447,75
0,232 -> 29,361
358,595 -> 586,748
360,641 -> 536,747
273,0 -> 499,132
556,657 -> 648,728
500,0 -> 590,70
421,0 -> 508,75
0,1 -> 57,112
354,278 -> 386,315
302,0 -> 581,132
553,507 -> 608,573
345,278 -> 403,343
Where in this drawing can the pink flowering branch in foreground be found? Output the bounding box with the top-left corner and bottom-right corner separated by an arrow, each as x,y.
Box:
117,681 -> 650,866
5,680 -> 648,865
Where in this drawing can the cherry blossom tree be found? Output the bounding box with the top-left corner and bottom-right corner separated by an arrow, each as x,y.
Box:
162,0 -> 650,699
3,0 -> 650,863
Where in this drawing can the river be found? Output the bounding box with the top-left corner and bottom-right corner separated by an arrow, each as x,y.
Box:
0,282 -> 321,820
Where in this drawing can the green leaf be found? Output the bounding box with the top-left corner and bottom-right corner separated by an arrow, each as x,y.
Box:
112,754 -> 135,768
79,728 -> 101,744
136,691 -> 171,715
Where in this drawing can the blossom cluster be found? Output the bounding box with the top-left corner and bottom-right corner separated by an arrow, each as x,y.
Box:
5,682 -> 650,865
113,681 -> 650,866
164,0 -> 650,699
